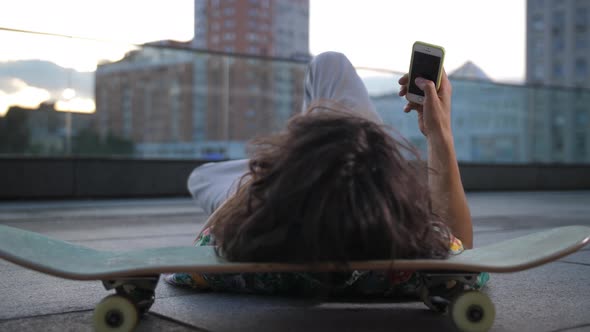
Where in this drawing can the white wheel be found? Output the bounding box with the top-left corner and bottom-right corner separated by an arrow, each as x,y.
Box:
93,295 -> 139,332
450,291 -> 495,332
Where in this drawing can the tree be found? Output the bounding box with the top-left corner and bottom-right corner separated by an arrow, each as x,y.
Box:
0,107 -> 30,154
72,128 -> 134,156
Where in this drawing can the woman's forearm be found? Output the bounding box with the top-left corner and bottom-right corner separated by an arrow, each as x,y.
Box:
397,70 -> 471,247
427,134 -> 473,248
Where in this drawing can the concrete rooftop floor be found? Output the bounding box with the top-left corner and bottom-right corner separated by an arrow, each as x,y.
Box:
0,191 -> 589,332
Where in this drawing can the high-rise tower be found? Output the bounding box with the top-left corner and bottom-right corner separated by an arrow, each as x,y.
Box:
526,0 -> 589,88
192,0 -> 310,58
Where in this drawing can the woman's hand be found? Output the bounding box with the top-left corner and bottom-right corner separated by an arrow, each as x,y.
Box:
399,71 -> 473,248
397,70 -> 453,142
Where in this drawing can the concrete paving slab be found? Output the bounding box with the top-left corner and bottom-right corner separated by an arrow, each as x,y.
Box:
558,249 -> 590,265
0,265 -> 195,320
467,191 -> 590,219
150,251 -> 590,332
0,199 -> 206,321
485,263 -> 590,332
0,198 -> 198,212
151,291 -> 457,332
0,310 -> 202,332
563,325 -> 590,332
0,198 -> 201,222
0,204 -> 207,251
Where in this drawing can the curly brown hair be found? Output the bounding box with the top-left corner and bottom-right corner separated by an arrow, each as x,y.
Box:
209,111 -> 451,263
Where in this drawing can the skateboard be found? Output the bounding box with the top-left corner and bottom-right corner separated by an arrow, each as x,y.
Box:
0,224 -> 589,332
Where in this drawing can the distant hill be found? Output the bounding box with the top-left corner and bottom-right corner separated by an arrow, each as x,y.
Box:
449,61 -> 492,82
0,60 -> 94,99
361,62 -> 496,97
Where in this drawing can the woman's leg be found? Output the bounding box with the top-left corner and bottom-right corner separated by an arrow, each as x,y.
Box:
301,51 -> 383,124
188,159 -> 249,216
189,52 -> 378,219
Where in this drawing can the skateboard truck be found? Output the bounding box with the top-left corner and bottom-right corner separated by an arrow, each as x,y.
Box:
102,276 -> 160,314
420,271 -> 479,312
420,272 -> 495,331
93,276 -> 160,332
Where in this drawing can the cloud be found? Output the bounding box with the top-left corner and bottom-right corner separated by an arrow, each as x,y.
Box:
55,97 -> 96,113
0,60 -> 97,116
0,59 -> 94,98
0,78 -> 51,115
0,77 -> 24,94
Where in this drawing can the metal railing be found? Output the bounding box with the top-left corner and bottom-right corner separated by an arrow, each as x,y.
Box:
1,27 -> 589,164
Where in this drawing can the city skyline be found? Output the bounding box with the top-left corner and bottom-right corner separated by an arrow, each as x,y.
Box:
1,0 -> 526,81
1,0 -> 589,164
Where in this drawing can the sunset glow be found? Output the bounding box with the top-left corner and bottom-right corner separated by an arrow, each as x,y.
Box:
0,79 -> 51,115
0,0 -> 526,115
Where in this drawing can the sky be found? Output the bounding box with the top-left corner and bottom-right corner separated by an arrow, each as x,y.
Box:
0,0 -> 527,114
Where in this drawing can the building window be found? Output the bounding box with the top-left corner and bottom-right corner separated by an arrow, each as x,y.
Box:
259,23 -> 269,31
246,33 -> 258,42
552,61 -> 564,78
575,110 -> 588,126
249,98 -> 257,108
224,46 -> 234,53
532,14 -> 544,31
224,20 -> 235,28
223,32 -> 235,41
575,32 -> 588,50
99,90 -> 109,138
169,81 -> 181,141
122,87 -> 133,139
575,58 -> 588,79
552,11 -> 565,34
223,7 -> 235,16
575,7 -> 588,40
533,64 -> 545,81
552,38 -> 564,52
142,85 -> 152,141
575,7 -> 588,27
574,132 -> 586,160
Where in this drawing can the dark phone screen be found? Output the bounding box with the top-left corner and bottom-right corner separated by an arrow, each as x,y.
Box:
408,51 -> 441,96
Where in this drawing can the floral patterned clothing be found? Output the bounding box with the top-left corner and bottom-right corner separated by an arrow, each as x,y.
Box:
164,227 -> 489,297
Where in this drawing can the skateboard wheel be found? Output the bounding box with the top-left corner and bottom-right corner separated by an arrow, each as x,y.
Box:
93,295 -> 139,332
450,291 -> 495,332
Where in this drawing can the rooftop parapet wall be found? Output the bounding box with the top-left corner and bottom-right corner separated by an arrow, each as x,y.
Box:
0,157 -> 589,199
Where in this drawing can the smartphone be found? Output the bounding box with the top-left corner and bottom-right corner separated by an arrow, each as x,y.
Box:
406,41 -> 445,104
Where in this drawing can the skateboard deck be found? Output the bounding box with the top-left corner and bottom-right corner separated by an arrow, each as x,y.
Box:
1,224 -> 589,332
0,225 -> 588,279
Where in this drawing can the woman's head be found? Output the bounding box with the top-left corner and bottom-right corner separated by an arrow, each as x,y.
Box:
211,111 -> 451,262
